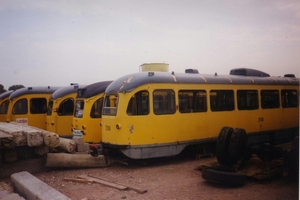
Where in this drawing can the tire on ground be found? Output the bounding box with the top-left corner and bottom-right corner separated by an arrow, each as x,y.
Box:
227,128 -> 247,165
202,167 -> 246,187
216,126 -> 234,164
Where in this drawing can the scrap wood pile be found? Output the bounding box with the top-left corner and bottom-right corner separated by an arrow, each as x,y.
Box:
64,174 -> 147,194
0,122 -> 79,161
0,122 -> 110,168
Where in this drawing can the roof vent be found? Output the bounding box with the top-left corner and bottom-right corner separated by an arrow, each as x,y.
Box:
284,74 -> 295,78
185,69 -> 199,74
230,68 -> 270,77
148,72 -> 154,77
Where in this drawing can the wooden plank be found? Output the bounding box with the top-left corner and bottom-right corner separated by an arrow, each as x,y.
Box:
63,178 -> 93,183
77,175 -> 128,190
88,174 -> 147,194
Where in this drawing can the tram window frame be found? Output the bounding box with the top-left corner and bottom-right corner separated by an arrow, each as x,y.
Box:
126,91 -> 149,116
0,100 -> 9,114
58,98 -> 74,116
30,98 -> 47,114
153,89 -> 176,115
74,100 -> 84,118
210,90 -> 234,112
237,90 -> 258,110
261,90 -> 280,109
90,97 -> 104,118
178,90 -> 207,113
13,98 -> 28,114
102,94 -> 118,116
281,90 -> 298,108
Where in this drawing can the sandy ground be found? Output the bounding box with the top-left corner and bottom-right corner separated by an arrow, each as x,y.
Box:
28,155 -> 299,200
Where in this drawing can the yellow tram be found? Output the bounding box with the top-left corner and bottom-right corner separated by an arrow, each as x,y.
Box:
72,81 -> 112,143
46,84 -> 83,138
101,68 -> 299,159
0,90 -> 14,122
7,86 -> 60,129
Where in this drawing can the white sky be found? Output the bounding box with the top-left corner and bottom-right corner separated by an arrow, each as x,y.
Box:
1,0 -> 300,89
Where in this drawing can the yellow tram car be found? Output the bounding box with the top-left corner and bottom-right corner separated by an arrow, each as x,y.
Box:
0,90 -> 14,122
7,86 -> 60,129
46,84 -> 83,138
101,68 -> 299,159
72,81 -> 112,143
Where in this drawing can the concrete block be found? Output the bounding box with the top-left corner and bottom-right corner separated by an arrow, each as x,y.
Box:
11,171 -> 71,200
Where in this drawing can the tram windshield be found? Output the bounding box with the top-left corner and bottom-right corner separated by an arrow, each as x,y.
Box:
0,100 -> 9,114
103,94 -> 118,116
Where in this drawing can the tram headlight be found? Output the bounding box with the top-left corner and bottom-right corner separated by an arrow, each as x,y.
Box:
116,124 -> 122,129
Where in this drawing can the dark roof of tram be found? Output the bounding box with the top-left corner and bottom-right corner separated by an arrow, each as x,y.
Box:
105,68 -> 299,93
76,81 -> 113,98
51,84 -> 85,99
9,86 -> 61,100
0,90 -> 14,100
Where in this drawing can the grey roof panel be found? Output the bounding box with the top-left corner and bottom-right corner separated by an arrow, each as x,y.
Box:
105,71 -> 299,93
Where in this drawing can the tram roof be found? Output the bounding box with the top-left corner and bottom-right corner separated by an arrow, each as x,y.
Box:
76,81 -> 113,98
9,86 -> 61,100
106,70 -> 299,93
51,85 -> 85,99
0,90 -> 14,100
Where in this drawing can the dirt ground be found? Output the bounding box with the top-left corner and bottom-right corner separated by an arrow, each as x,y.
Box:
17,155 -> 298,200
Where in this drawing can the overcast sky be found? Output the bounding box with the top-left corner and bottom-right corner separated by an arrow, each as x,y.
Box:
1,0 -> 299,89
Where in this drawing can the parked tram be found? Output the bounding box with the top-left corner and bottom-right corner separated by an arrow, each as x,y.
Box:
46,84 -> 83,138
0,90 -> 14,122
7,86 -> 60,129
101,68 -> 299,159
72,81 -> 112,143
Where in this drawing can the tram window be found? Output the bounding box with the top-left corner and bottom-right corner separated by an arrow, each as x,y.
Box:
103,94 -> 118,116
30,98 -> 47,114
90,97 -> 104,118
261,90 -> 279,109
178,90 -> 207,113
13,98 -> 27,114
127,91 -> 149,116
47,101 -> 53,116
74,100 -> 84,118
281,90 -> 298,108
58,98 -> 74,116
0,100 -> 9,114
153,90 -> 175,115
237,90 -> 258,110
210,90 -> 234,111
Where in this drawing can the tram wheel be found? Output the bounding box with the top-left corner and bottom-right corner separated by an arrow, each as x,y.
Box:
202,167 -> 246,187
227,128 -> 247,165
216,126 -> 233,165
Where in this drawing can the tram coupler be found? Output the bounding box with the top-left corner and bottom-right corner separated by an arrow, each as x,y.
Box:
89,144 -> 103,157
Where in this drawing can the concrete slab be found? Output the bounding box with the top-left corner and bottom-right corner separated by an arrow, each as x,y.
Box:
11,171 -> 71,200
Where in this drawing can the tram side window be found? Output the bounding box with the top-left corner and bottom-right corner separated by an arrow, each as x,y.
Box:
47,101 -> 53,116
153,90 -> 175,115
90,97 -> 104,118
261,90 -> 279,109
58,98 -> 74,116
126,91 -> 149,116
74,100 -> 84,118
178,90 -> 207,113
210,90 -> 234,111
30,98 -> 47,114
13,99 -> 27,114
281,90 -> 298,108
237,90 -> 258,110
0,100 -> 9,114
